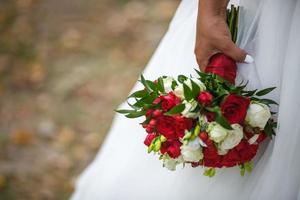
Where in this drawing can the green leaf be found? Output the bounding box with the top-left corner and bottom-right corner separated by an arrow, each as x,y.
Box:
194,69 -> 208,79
125,110 -> 146,118
183,83 -> 193,101
115,109 -> 135,114
242,89 -> 257,97
133,99 -> 145,108
146,80 -> 157,92
133,92 -> 158,108
256,87 -> 276,96
264,121 -> 276,137
240,161 -> 253,176
216,113 -> 233,130
259,99 -> 279,106
250,97 -> 260,102
244,161 -> 253,173
171,80 -> 178,90
165,104 -> 186,115
203,168 -> 216,178
240,165 -> 245,176
157,77 -> 165,93
272,122 -> 278,128
178,75 -> 187,83
212,94 -> 227,105
128,89 -> 148,98
190,79 -> 200,99
142,93 -> 158,104
140,75 -> 152,92
127,101 -> 142,109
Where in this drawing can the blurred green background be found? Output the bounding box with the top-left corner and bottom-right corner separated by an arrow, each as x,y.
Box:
0,0 -> 179,199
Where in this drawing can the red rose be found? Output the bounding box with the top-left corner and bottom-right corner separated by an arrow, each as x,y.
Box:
174,116 -> 194,138
156,92 -> 181,112
153,97 -> 161,105
239,144 -> 258,162
145,109 -> 155,118
149,119 -> 157,126
235,139 -> 248,152
205,138 -> 213,146
160,140 -> 182,158
156,116 -> 176,139
197,91 -> 213,106
152,110 -> 162,118
221,94 -> 250,124
203,156 -> 222,168
205,53 -> 237,84
145,125 -> 153,133
199,131 -> 208,141
144,133 -> 156,146
205,112 -> 216,122
222,149 -> 240,167
203,145 -> 224,168
203,145 -> 219,160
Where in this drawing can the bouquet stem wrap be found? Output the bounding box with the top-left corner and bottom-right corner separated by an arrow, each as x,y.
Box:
205,53 -> 237,84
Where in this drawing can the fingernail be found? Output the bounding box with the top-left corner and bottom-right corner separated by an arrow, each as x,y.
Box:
244,54 -> 254,64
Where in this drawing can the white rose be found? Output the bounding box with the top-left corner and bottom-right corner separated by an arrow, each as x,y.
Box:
185,137 -> 201,149
180,138 -> 203,162
163,156 -> 183,171
181,100 -> 198,119
217,148 -> 228,155
174,78 -> 206,99
219,124 -> 244,150
208,122 -> 228,143
163,158 -> 177,171
246,102 -> 271,129
162,76 -> 174,93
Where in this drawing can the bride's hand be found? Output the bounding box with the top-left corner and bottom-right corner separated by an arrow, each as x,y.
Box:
195,0 -> 247,71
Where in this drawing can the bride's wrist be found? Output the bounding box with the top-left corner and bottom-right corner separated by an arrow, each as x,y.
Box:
198,0 -> 228,19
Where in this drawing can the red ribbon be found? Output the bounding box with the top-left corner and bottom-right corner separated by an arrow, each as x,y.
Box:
205,53 -> 237,84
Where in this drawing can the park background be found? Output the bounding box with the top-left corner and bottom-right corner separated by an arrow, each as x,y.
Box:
0,0 -> 180,199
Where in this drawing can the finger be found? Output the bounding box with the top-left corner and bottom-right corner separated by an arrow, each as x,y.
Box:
218,40 -> 247,62
196,48 -> 219,71
198,59 -> 209,72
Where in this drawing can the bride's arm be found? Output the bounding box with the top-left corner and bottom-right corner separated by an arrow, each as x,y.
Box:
195,0 -> 247,71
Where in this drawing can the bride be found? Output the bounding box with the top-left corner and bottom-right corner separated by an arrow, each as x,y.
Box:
71,0 -> 300,199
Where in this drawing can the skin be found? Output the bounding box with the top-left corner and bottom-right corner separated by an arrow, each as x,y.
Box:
195,0 -> 247,71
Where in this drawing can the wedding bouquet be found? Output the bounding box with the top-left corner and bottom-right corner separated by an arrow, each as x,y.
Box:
116,6 -> 277,177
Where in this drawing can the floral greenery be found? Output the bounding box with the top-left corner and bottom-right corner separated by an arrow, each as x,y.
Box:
117,71 -> 278,136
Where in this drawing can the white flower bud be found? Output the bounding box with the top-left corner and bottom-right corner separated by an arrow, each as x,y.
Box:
208,122 -> 228,143
174,78 -> 206,99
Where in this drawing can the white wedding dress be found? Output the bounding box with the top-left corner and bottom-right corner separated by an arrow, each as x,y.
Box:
71,0 -> 300,199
